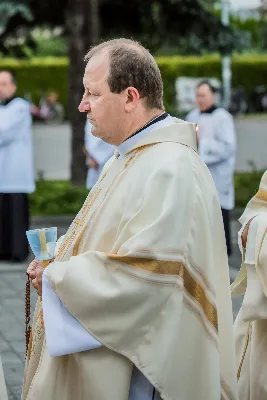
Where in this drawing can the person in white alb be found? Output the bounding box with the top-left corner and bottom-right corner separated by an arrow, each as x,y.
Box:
186,81 -> 236,256
24,39 -> 238,400
84,120 -> 114,190
231,170 -> 267,400
0,70 -> 35,262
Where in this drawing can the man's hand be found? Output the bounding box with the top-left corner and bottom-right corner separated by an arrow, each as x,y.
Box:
88,156 -> 99,169
241,218 -> 255,249
27,259 -> 45,296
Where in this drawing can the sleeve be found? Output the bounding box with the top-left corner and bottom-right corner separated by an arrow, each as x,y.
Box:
84,121 -> 91,152
90,140 -> 114,165
42,270 -> 102,357
0,100 -> 30,146
198,111 -> 236,165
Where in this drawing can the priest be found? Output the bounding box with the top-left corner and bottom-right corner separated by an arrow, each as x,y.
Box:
23,39 -> 238,400
232,171 -> 267,399
0,70 -> 35,262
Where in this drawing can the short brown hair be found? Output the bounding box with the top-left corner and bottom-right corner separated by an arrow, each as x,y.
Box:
85,38 -> 164,110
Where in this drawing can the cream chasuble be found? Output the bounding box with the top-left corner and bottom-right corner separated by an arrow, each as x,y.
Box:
22,117 -> 237,400
232,171 -> 267,400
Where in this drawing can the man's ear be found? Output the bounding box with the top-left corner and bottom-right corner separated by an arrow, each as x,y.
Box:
125,87 -> 140,113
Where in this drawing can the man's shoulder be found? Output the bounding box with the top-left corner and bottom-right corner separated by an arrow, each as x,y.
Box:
136,141 -> 195,177
213,107 -> 233,121
8,97 -> 30,111
186,108 -> 199,122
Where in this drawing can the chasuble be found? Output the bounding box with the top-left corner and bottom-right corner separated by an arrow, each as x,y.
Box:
232,171 -> 267,399
22,118 -> 237,400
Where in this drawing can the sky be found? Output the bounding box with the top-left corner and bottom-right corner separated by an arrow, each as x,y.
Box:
229,0 -> 262,10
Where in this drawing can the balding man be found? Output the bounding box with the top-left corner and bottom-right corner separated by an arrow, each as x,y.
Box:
23,39 -> 237,400
0,71 -> 35,262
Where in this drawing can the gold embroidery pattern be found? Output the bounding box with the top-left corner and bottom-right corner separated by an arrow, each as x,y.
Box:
255,188 -> 267,202
56,188 -> 102,260
73,151 -> 140,255
107,255 -> 218,332
57,145 -> 152,260
124,247 -> 215,296
237,322 -> 251,381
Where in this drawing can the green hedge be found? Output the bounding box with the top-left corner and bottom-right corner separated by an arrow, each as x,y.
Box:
1,55 -> 267,115
30,173 -> 263,216
29,180 -> 88,216
234,171 -> 263,209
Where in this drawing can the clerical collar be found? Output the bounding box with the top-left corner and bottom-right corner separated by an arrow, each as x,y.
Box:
124,112 -> 169,142
200,105 -> 217,114
116,113 -> 172,159
0,96 -> 17,106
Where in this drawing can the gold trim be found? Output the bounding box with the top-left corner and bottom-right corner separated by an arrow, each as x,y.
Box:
237,322 -> 251,381
107,255 -> 218,332
255,188 -> 267,202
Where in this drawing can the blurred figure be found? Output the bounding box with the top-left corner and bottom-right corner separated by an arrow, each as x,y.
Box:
84,120 -> 114,190
186,80 -> 236,255
231,171 -> 267,400
39,91 -> 64,122
0,70 -> 35,262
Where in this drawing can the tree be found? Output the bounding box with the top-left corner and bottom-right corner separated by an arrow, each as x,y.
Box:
1,0 -> 239,184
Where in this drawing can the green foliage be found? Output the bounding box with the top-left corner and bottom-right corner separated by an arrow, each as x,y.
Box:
29,180 -> 88,216
1,54 -> 267,115
34,37 -> 68,57
235,171 -> 263,208
29,173 -> 263,216
0,57 -> 69,111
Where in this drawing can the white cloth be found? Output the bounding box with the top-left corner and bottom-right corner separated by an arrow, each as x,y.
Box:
0,356 -> 7,400
0,98 -> 35,193
85,121 -> 114,189
42,269 -> 102,356
186,108 -> 236,210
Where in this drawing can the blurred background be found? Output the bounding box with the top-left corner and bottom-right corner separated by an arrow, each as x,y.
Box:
0,0 -> 267,398
0,0 -> 266,211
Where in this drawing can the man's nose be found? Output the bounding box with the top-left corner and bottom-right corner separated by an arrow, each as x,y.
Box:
78,98 -> 91,113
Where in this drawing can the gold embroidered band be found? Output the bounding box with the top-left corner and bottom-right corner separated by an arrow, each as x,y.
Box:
107,255 -> 218,332
237,322 -> 251,381
255,188 -> 267,202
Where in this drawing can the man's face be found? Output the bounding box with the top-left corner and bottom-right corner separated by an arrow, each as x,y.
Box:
47,93 -> 58,104
79,55 -> 127,145
0,72 -> 16,101
196,84 -> 215,112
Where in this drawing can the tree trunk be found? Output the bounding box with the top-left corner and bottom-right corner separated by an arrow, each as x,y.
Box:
66,0 -> 99,185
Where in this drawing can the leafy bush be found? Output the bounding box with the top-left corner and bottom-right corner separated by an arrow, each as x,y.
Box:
29,180 -> 88,216
29,173 -> 264,216
1,55 -> 267,116
234,171 -> 263,208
